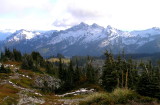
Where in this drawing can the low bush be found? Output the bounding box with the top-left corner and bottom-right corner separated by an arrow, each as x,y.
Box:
79,88 -> 157,105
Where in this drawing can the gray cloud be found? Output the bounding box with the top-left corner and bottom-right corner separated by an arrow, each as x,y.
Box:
52,18 -> 78,28
52,5 -> 102,28
67,6 -> 100,19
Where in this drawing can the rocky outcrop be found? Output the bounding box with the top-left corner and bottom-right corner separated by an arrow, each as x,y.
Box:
34,74 -> 61,91
17,90 -> 45,105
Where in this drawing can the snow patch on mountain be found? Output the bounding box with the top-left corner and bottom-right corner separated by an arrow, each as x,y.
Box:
49,23 -> 105,45
7,29 -> 41,42
99,40 -> 110,47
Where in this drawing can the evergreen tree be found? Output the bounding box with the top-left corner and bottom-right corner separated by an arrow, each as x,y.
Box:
58,57 -> 64,80
0,52 -> 5,61
4,48 -> 13,60
64,60 -> 74,90
13,49 -> 22,61
74,59 -> 81,84
86,61 -> 96,84
102,51 -> 117,91
21,54 -> 33,70
46,61 -> 55,75
137,61 -> 160,99
0,64 -> 11,73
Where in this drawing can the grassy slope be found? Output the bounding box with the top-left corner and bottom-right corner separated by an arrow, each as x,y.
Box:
0,84 -> 19,104
79,88 -> 159,105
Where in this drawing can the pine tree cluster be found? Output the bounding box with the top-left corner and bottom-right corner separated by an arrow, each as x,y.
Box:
102,51 -> 160,99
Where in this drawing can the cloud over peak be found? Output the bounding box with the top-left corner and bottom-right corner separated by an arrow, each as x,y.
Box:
0,0 -> 160,30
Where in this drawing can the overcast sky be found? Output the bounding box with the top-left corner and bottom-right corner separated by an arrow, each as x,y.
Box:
0,0 -> 160,30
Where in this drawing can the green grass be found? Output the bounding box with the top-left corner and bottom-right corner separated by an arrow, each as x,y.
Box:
79,88 -> 158,105
0,73 -> 10,80
0,84 -> 19,104
10,77 -> 33,88
112,88 -> 138,104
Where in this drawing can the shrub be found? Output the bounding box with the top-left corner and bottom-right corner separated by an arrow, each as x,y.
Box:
112,88 -> 139,104
80,92 -> 109,105
79,88 -> 157,105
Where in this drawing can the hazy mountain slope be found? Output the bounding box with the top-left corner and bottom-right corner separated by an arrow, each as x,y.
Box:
0,29 -> 16,41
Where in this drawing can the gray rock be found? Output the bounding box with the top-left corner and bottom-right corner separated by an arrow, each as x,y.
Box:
34,74 -> 61,90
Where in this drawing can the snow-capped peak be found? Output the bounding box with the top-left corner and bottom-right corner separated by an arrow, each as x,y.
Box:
106,25 -> 113,29
69,22 -> 89,31
7,29 -> 41,42
91,23 -> 104,29
104,25 -> 121,36
2,23 -> 160,56
79,22 -> 88,26
16,29 -> 40,39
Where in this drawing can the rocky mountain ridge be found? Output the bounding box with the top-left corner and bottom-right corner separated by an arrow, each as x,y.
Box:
1,22 -> 160,57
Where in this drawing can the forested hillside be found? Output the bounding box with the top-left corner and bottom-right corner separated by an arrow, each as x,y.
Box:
0,48 -> 159,104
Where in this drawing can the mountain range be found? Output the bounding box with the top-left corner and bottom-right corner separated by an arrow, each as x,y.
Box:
0,22 -> 160,57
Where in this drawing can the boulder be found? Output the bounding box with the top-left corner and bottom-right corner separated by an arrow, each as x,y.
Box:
34,74 -> 61,91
